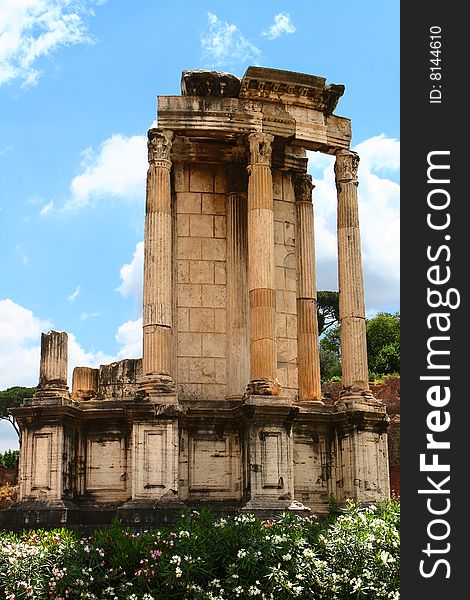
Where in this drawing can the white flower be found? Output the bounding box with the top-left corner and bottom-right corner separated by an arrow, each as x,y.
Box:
282,553 -> 292,561
175,566 -> 183,578
237,549 -> 247,558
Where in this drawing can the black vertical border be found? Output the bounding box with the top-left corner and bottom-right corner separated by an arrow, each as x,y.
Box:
401,3 -> 466,598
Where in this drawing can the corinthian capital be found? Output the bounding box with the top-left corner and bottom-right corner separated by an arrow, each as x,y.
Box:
247,132 -> 274,166
334,149 -> 360,184
294,172 -> 314,203
148,129 -> 174,164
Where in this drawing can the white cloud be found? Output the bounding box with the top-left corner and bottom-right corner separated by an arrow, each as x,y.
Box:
67,332 -> 115,382
201,12 -> 261,67
60,134 -> 147,211
116,240 -> 143,299
39,200 -> 54,216
307,134 -> 400,309
80,311 -> 100,320
262,13 -> 296,40
116,317 -> 142,360
0,298 -> 51,389
0,0 -> 102,88
68,285 -> 80,301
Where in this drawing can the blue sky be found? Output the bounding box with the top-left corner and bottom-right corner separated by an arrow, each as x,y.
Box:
0,0 -> 399,450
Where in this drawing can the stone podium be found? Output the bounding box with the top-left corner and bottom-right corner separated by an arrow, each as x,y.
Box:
3,67 -> 390,530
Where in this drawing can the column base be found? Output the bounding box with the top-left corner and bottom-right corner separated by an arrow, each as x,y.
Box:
335,387 -> 386,412
33,385 -> 70,401
245,378 -> 281,397
138,374 -> 176,396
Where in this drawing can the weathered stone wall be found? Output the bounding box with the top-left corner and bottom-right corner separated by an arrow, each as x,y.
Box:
274,172 -> 298,398
175,163 -> 228,401
322,377 -> 400,495
175,164 -> 299,401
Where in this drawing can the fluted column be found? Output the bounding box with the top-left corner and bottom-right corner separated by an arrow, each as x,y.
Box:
335,150 -> 369,393
140,128 -> 175,395
294,173 -> 322,401
226,165 -> 249,397
37,330 -> 69,397
246,132 -> 280,396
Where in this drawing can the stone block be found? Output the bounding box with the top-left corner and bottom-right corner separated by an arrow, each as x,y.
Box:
214,358 -> 226,383
178,383 -> 202,401
285,267 -> 297,290
190,214 -> 214,237
275,266 -> 285,290
201,383 -> 226,400
202,194 -> 226,215
177,357 -> 191,382
214,169 -> 227,193
190,260 -> 214,284
284,290 -> 297,314
287,363 -> 298,388
190,358 -> 217,383
276,313 -> 287,337
284,222 -> 295,247
274,199 -> 295,222
177,307 -> 190,331
177,214 -> 190,236
214,308 -> 226,332
274,221 -> 284,244
178,332 -> 202,357
202,333 -> 226,358
190,166 -> 214,192
178,283 -> 202,307
178,237 -> 202,260
214,262 -> 226,284
201,284 -> 226,308
173,162 -> 189,192
271,171 -> 282,200
286,314 -> 297,338
177,192 -> 202,213
189,307 -> 214,332
214,215 -> 226,238
282,173 -> 296,203
201,238 -> 226,261
274,243 -> 289,268
177,260 -> 190,283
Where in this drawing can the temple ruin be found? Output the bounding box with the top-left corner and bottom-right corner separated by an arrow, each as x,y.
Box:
3,67 -> 390,529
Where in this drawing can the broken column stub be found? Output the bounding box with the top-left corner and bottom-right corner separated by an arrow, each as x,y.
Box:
36,330 -> 69,398
72,367 -> 99,401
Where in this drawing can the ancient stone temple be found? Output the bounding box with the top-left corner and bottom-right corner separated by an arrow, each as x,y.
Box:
3,67 -> 390,529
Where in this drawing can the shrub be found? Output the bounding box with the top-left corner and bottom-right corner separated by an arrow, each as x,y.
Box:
0,501 -> 399,599
0,484 -> 18,510
0,450 -> 19,469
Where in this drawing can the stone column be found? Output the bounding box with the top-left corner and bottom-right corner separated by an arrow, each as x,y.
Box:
140,128 -> 175,396
72,367 -> 99,401
294,173 -> 322,401
226,165 -> 249,397
334,150 -> 369,393
37,330 -> 69,397
246,132 -> 280,396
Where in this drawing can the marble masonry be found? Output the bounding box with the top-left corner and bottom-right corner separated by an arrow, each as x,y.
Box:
3,67 -> 390,529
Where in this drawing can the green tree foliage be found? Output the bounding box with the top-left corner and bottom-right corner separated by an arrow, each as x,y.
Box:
0,387 -> 36,444
319,325 -> 342,380
317,290 -> 340,335
366,311 -> 400,376
0,450 -> 19,469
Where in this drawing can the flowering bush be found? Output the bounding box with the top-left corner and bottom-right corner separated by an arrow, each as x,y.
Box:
0,500 -> 399,599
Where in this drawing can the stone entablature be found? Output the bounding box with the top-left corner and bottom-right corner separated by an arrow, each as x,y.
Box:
3,67 -> 390,530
